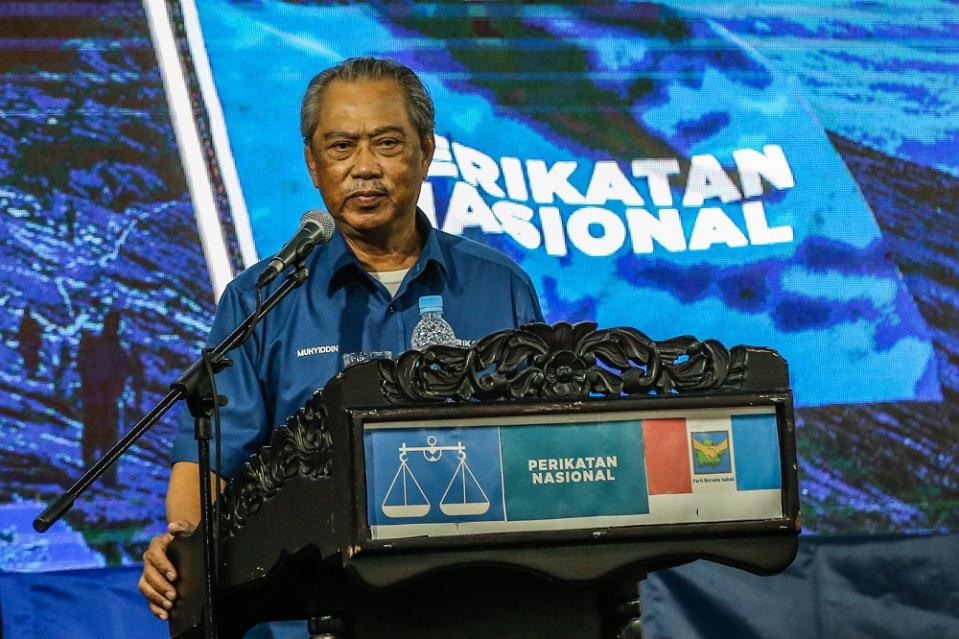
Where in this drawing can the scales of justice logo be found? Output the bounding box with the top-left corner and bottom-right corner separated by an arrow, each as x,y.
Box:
381,435 -> 492,519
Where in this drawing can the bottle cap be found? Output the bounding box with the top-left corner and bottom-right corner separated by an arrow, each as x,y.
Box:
418,295 -> 444,314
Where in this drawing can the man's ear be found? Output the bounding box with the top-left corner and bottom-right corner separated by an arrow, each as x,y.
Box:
420,132 -> 436,178
304,141 -> 320,187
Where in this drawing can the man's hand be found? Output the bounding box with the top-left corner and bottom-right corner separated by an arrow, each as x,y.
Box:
143,462 -> 223,621
139,520 -> 194,621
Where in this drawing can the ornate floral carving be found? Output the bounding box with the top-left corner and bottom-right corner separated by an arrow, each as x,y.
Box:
219,390 -> 332,536
379,322 -> 751,403
542,349 -> 589,398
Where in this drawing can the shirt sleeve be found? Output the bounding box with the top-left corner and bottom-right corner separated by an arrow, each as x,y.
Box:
512,270 -> 545,326
170,280 -> 271,479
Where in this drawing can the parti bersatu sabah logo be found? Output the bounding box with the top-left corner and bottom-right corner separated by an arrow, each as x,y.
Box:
691,431 -> 731,474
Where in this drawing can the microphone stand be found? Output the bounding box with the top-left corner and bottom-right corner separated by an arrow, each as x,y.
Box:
34,262 -> 313,639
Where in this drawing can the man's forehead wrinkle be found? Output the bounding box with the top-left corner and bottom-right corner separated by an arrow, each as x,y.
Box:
320,125 -> 407,140
321,129 -> 355,140
322,129 -> 359,140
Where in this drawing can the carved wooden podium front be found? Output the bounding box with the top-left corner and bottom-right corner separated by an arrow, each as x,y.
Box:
168,322 -> 800,639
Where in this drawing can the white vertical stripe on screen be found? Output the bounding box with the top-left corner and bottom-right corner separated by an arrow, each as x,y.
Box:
179,0 -> 259,269
143,0 -> 235,300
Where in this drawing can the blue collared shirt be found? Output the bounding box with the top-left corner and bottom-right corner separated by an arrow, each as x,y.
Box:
171,213 -> 544,477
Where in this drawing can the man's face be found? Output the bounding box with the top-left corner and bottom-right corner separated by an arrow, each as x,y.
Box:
304,78 -> 434,239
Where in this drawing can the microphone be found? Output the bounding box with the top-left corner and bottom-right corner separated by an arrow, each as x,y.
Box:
256,210 -> 336,288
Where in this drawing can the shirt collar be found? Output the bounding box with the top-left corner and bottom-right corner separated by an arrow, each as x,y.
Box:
321,208 -> 448,296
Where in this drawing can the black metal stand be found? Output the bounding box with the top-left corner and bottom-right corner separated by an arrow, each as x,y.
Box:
602,579 -> 644,639
197,425 -> 218,639
308,615 -> 349,639
33,263 -> 312,639
173,350 -> 231,639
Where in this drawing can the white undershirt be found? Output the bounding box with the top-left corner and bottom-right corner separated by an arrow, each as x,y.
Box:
367,268 -> 409,298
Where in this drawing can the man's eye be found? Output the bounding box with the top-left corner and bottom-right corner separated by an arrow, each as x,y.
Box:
330,142 -> 352,152
379,138 -> 400,148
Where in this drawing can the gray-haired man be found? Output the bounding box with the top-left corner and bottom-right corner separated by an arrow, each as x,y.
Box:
138,57 -> 543,623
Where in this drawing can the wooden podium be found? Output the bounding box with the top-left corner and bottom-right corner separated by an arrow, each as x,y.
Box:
168,322 -> 800,638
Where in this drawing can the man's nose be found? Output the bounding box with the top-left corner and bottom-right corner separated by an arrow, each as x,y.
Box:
352,143 -> 382,178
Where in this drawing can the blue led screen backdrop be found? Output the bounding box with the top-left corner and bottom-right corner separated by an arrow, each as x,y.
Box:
1,0 -> 956,571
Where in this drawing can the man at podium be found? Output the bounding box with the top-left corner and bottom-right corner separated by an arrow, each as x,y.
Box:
138,57 -> 543,622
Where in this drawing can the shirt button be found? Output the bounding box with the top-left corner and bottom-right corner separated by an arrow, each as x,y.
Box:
388,304 -> 396,313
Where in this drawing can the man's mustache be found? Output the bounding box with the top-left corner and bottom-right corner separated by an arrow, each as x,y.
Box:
347,181 -> 388,196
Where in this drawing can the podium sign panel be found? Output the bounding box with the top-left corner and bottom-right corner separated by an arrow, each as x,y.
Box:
362,405 -> 784,542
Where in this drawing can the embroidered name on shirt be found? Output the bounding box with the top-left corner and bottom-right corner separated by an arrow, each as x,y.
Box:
296,344 -> 339,358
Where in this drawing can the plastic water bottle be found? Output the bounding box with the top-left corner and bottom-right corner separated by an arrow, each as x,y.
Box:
410,295 -> 457,350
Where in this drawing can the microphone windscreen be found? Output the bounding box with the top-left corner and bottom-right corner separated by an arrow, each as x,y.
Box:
301,209 -> 336,243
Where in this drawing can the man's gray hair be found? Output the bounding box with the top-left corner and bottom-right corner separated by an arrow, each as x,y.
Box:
300,57 -> 435,143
